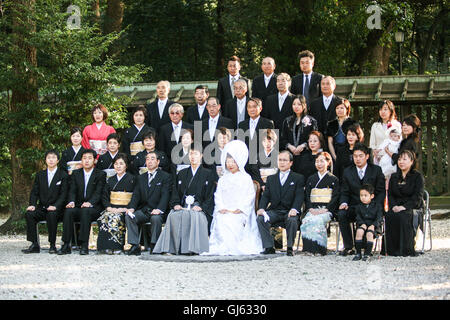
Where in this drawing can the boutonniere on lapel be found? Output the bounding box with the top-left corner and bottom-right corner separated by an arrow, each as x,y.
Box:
290,182 -> 295,186
302,116 -> 312,127
56,181 -> 61,185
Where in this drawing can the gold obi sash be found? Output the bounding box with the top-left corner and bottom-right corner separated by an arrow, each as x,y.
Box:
130,141 -> 145,156
89,139 -> 107,155
67,161 -> 82,174
110,191 -> 133,206
310,188 -> 332,203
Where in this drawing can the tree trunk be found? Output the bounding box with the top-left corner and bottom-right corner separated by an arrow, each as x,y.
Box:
104,0 -> 124,58
0,0 -> 41,233
215,0 -> 225,78
91,0 -> 101,25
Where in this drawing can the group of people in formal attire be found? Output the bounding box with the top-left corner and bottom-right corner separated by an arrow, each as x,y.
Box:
22,50 -> 426,260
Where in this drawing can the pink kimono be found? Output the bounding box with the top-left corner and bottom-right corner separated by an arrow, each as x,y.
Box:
81,122 -> 116,156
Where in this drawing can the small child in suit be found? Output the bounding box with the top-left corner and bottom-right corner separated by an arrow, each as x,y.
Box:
353,184 -> 383,261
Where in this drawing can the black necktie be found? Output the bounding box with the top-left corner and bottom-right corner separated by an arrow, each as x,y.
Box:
303,75 -> 310,101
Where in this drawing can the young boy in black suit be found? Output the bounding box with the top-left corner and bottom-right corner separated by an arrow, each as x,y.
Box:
353,184 -> 383,261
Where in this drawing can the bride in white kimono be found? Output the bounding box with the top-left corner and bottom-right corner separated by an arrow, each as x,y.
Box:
203,140 -> 263,255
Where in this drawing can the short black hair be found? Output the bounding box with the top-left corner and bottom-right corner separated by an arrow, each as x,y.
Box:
145,150 -> 160,161
195,85 -> 209,94
70,127 -> 83,136
81,149 -> 97,159
107,133 -> 120,144
142,128 -> 157,142
113,153 -> 129,167
45,150 -> 60,160
352,142 -> 370,155
360,183 -> 375,195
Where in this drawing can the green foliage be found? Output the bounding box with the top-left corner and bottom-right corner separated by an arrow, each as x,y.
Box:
0,0 -> 148,210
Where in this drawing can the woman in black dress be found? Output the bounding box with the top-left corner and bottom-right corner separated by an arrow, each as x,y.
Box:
334,123 -> 364,181
131,129 -> 170,175
384,114 -> 421,166
60,127 -> 86,174
326,99 -> 357,164
384,150 -> 424,257
297,130 -> 326,181
280,94 -> 318,176
97,153 -> 136,254
122,105 -> 153,162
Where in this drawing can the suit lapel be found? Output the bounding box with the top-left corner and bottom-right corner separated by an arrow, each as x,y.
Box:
280,171 -> 293,196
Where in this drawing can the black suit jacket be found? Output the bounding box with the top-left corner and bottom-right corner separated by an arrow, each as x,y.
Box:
158,121 -> 194,162
201,116 -> 234,148
290,72 -> 323,103
237,116 -> 274,164
146,99 -> 175,132
308,94 -> 342,135
216,75 -> 250,106
223,97 -> 250,129
170,166 -> 216,219
262,92 -> 295,130
129,169 -> 172,215
355,202 -> 383,228
339,164 -> 385,207
251,73 -> 278,102
185,104 -> 209,124
68,168 -> 106,209
29,168 -> 69,211
258,170 -> 305,213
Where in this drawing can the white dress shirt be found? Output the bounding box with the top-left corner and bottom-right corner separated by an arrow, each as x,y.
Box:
278,91 -> 289,111
158,98 -> 168,119
197,102 -> 207,118
47,168 -> 57,187
279,169 -> 290,186
172,121 -> 182,143
264,73 -> 274,88
208,115 -> 219,141
249,116 -> 260,140
323,94 -> 333,110
83,168 -> 94,198
357,164 -> 368,180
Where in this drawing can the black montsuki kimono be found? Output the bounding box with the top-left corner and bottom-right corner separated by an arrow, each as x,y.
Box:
97,173 -> 136,252
301,172 -> 340,255
60,146 -> 86,173
121,124 -> 153,161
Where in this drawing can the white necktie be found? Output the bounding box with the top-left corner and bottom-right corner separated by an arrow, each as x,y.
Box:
84,173 -> 90,198
158,101 -> 164,118
174,125 -> 180,143
250,120 -> 256,139
48,171 -> 54,187
359,169 -> 364,180
280,172 -> 288,186
279,95 -> 284,111
209,119 -> 216,141
231,77 -> 236,97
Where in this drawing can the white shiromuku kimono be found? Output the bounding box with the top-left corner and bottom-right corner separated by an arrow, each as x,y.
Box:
203,140 -> 263,255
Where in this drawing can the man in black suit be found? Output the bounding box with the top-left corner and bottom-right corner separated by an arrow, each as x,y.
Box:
58,149 -> 106,255
22,150 -> 69,254
185,85 -> 210,124
216,56 -> 250,106
125,151 -> 172,255
146,80 -> 174,132
201,97 -> 234,149
256,150 -> 305,256
223,79 -> 249,129
251,57 -> 278,103
337,143 -> 385,256
158,103 -> 193,163
309,76 -> 341,136
290,50 -> 323,104
262,73 -> 295,130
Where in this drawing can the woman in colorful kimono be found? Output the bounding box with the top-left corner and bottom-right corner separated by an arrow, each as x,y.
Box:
81,104 -> 116,157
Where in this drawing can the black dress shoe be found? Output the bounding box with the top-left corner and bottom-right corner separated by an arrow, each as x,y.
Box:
339,248 -> 355,256
127,245 -> 141,256
286,248 -> 294,256
262,247 -> 276,255
80,247 -> 89,255
22,243 -> 40,254
362,254 -> 370,261
57,243 -> 72,255
352,253 -> 362,261
48,245 -> 57,254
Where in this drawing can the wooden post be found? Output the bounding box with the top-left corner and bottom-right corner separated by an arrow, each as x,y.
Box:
447,108 -> 450,194
436,106 -> 443,193
416,105 -> 423,173
426,107 -> 433,189
353,105 -> 360,122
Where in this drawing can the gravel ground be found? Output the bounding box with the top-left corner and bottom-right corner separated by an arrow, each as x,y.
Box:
0,214 -> 449,300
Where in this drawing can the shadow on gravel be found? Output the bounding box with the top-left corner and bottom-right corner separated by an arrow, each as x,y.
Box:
140,253 -> 285,263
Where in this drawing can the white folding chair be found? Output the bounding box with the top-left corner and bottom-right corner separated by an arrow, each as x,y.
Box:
420,190 -> 432,253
